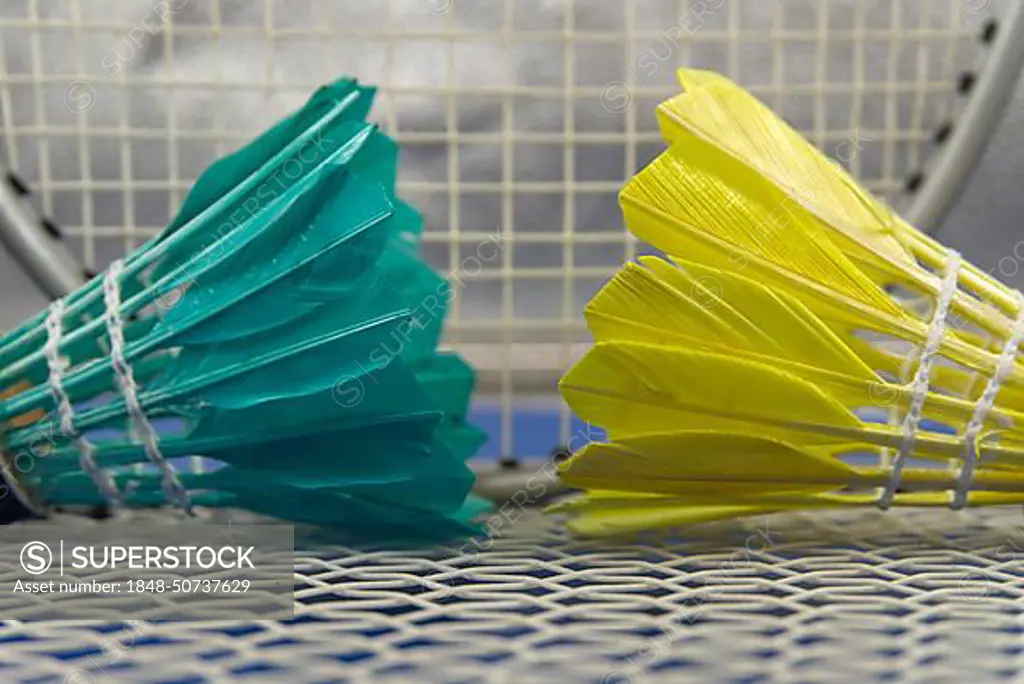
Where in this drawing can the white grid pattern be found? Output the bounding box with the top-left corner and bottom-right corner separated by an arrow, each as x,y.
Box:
0,507 -> 1020,682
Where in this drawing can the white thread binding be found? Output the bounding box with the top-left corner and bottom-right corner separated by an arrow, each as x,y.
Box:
103,259 -> 192,514
44,298 -> 122,505
952,292 -> 1024,509
878,251 -> 962,510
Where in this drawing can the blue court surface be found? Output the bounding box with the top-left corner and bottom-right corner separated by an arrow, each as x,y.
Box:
466,401 -> 959,464
467,401 -> 601,462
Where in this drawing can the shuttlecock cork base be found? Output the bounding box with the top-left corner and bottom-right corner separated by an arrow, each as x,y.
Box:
554,68 -> 1024,537
0,77 -> 488,543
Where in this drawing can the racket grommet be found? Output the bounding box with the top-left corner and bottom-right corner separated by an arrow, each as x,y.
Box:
933,122 -> 953,144
904,172 -> 925,193
40,218 -> 63,239
957,72 -> 977,95
981,20 -> 998,45
5,172 -> 30,196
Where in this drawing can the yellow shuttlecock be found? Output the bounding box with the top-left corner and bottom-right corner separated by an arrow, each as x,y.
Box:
554,68 -> 1024,536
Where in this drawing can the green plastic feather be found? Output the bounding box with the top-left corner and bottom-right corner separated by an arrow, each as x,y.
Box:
0,77 -> 487,543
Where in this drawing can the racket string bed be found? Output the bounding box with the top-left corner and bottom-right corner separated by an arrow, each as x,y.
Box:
0,507 -> 1020,682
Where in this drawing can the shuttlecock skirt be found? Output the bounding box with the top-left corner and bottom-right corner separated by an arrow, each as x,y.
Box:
0,78 -> 487,543
555,69 -> 1024,536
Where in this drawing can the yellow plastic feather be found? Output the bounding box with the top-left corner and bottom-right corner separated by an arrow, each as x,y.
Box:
555,69 -> 1024,536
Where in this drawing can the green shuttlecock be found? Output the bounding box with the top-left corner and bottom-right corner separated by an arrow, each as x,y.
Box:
0,77 -> 489,544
